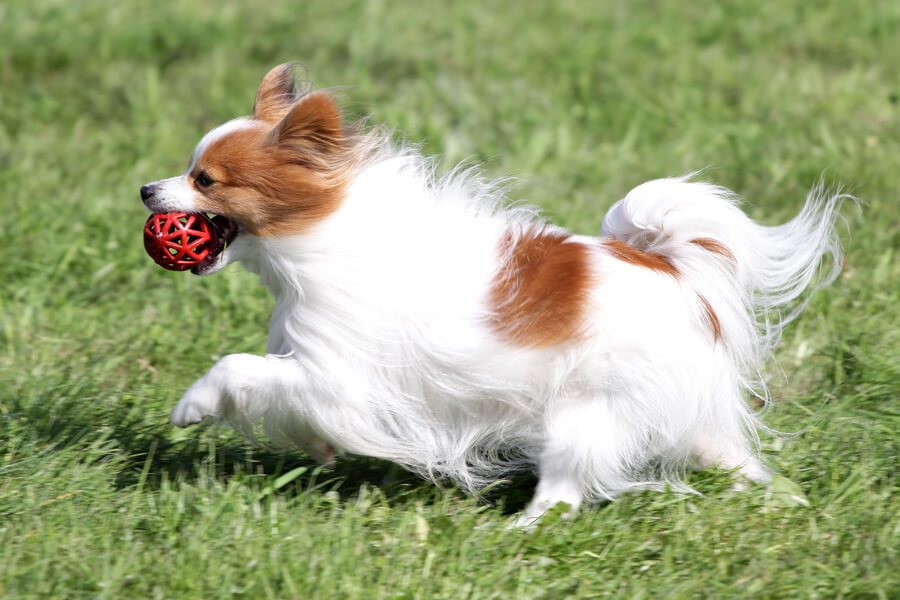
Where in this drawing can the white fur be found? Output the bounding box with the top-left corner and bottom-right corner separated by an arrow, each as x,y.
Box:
166,141 -> 849,525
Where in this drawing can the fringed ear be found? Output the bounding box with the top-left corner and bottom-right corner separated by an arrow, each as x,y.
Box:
253,63 -> 304,123
268,91 -> 344,157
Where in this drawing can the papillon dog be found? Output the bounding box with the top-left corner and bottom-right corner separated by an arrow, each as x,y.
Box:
141,64 -> 849,525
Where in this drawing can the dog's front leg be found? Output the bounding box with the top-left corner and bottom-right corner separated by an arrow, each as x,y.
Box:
169,354 -> 334,460
170,353 -> 282,427
169,353 -> 336,463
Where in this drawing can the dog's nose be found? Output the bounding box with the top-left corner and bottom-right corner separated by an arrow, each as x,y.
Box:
140,185 -> 154,201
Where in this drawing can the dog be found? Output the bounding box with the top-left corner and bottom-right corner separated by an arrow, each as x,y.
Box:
141,64 -> 848,525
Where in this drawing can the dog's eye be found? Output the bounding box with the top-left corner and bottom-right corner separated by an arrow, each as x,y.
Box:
196,171 -> 214,188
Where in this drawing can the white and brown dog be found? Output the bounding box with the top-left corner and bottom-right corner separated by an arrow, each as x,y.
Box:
141,64 -> 848,525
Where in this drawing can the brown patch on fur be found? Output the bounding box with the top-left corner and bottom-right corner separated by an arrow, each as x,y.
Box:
601,239 -> 679,276
697,294 -> 722,343
191,91 -> 371,237
690,237 -> 736,263
489,228 -> 593,348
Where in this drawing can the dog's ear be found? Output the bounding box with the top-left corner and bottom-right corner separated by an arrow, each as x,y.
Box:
254,63 -> 303,123
267,92 -> 344,158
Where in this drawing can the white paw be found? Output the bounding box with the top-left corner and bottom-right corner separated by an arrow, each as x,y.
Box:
170,378 -> 221,427
509,513 -> 540,530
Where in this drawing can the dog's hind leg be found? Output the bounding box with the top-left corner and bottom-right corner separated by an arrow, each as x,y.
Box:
513,443 -> 584,528
513,396 -> 635,528
688,385 -> 772,486
691,428 -> 771,485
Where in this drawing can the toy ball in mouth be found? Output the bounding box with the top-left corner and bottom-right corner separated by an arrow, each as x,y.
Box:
143,212 -> 236,272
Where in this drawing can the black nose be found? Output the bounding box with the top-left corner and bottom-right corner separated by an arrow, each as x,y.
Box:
140,185 -> 154,201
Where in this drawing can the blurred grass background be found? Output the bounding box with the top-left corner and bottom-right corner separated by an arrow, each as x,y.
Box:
1,0 -> 898,598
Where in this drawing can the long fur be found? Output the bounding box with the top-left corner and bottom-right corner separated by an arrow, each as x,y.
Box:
149,70 -> 850,525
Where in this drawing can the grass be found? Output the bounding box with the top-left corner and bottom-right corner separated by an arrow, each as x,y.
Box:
1,0 -> 898,598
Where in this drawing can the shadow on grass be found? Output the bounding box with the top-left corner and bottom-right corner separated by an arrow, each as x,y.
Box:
111,421 -> 539,514
14,380 -> 774,518
15,389 -> 538,513
114,422 -> 539,514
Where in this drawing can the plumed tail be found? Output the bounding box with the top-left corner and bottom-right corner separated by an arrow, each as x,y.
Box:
602,175 -> 853,399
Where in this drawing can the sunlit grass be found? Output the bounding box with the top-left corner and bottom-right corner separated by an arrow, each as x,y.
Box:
1,1 -> 897,598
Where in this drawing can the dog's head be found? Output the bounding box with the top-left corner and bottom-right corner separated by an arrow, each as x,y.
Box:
140,64 -> 359,274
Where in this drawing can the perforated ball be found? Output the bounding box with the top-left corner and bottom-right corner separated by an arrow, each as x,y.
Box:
143,212 -> 217,271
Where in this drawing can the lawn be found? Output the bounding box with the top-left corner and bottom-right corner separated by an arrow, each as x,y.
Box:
1,0 -> 898,598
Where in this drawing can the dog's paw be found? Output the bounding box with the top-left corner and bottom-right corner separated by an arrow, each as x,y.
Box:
170,378 -> 221,427
509,514 -> 540,530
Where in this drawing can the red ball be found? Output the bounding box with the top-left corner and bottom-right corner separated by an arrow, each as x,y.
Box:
143,212 -> 217,271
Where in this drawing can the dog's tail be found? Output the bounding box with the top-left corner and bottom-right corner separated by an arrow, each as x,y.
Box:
601,174 -> 852,399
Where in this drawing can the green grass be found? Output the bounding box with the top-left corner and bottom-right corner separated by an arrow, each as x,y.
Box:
1,0 -> 898,598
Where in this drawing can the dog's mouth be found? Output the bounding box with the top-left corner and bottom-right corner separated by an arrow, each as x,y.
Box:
191,214 -> 240,275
